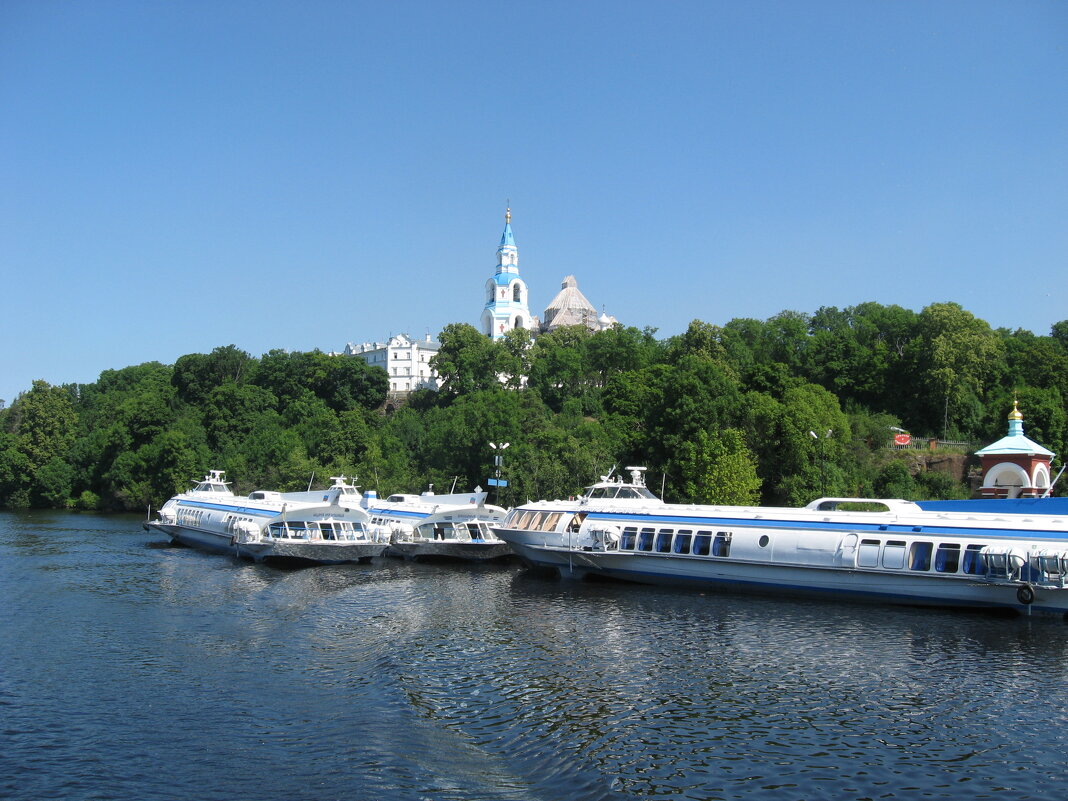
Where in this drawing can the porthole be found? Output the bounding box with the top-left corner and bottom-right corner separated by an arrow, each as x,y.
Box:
758,535 -> 770,548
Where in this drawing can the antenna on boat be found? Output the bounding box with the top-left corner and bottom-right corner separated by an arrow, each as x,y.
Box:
307,472 -> 315,491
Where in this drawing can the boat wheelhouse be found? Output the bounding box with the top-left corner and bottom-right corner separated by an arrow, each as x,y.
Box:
493,469 -> 1068,618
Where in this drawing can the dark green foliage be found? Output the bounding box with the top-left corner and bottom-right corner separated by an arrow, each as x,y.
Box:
2,303 -> 1063,511
431,323 -> 503,398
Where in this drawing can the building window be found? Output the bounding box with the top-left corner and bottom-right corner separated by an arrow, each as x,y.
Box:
513,284 -> 521,302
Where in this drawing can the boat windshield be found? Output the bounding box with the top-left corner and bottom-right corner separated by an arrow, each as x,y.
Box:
586,485 -> 658,500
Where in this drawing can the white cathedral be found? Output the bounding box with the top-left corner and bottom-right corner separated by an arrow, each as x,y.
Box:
482,207 -> 616,341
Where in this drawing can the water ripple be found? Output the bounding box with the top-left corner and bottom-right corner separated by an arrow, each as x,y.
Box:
3,512 -> 1068,800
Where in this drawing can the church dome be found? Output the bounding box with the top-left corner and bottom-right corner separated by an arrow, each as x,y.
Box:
543,275 -> 597,331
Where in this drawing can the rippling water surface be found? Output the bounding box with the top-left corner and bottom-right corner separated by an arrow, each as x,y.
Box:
2,511 -> 1067,800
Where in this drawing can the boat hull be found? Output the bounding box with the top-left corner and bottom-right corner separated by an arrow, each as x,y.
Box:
242,540 -> 386,566
149,522 -> 237,556
386,540 -> 514,563
148,522 -> 386,566
496,531 -> 1068,618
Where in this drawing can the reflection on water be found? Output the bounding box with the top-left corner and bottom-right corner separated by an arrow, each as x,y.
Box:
2,511 -> 1067,801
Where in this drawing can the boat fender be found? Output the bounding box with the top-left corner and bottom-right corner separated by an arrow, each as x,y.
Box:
1017,585 -> 1035,605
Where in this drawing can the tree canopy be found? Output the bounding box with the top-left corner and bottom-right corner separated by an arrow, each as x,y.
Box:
1,303 -> 1064,511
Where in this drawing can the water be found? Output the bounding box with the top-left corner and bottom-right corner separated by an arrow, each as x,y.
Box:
2,511 -> 1067,800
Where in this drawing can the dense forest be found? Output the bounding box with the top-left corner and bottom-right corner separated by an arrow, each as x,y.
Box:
2,301 -> 1066,512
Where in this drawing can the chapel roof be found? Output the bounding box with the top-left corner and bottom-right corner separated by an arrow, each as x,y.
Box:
975,401 -> 1055,458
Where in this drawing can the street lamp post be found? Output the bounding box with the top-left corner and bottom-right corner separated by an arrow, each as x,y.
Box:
488,442 -> 510,506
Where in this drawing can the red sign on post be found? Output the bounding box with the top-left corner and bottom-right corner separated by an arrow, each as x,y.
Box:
894,433 -> 911,446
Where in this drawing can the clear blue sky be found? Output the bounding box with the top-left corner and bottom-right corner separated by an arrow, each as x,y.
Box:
2,1 -> 1065,404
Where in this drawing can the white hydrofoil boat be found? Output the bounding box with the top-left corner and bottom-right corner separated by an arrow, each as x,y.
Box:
493,467 -> 1068,618
147,472 -> 389,566
363,487 -> 512,562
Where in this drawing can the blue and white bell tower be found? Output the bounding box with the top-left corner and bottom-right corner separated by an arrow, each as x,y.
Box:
481,207 -> 532,340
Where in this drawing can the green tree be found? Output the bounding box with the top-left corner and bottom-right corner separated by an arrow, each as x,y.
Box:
172,345 -> 253,404
431,323 -> 503,398
907,302 -> 1005,437
527,325 -> 595,412
586,325 -> 660,382
676,428 -> 761,505
498,327 -> 533,390
1,380 -> 79,507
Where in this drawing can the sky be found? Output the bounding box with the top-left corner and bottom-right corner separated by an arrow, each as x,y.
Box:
1,0 -> 1066,404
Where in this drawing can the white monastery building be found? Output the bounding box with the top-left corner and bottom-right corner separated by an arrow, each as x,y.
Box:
344,333 -> 440,393
338,207 -> 617,396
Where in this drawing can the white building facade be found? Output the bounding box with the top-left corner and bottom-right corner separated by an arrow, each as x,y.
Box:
345,333 -> 440,393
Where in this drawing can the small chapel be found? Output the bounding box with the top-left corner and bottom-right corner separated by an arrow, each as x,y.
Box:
974,401 -> 1056,498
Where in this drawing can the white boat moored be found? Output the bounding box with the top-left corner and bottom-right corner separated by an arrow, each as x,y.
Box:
363,487 -> 512,562
492,467 -> 1068,618
147,472 -> 389,566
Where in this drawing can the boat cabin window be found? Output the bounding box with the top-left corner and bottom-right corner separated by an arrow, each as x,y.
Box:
882,541 -> 906,569
543,513 -> 563,531
673,529 -> 692,554
693,531 -> 712,556
962,544 -> 987,575
588,487 -> 617,500
637,527 -> 655,551
712,531 -> 732,557
621,526 -> 637,549
655,529 -> 673,553
935,543 -> 961,573
909,542 -> 932,571
858,539 -> 881,567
